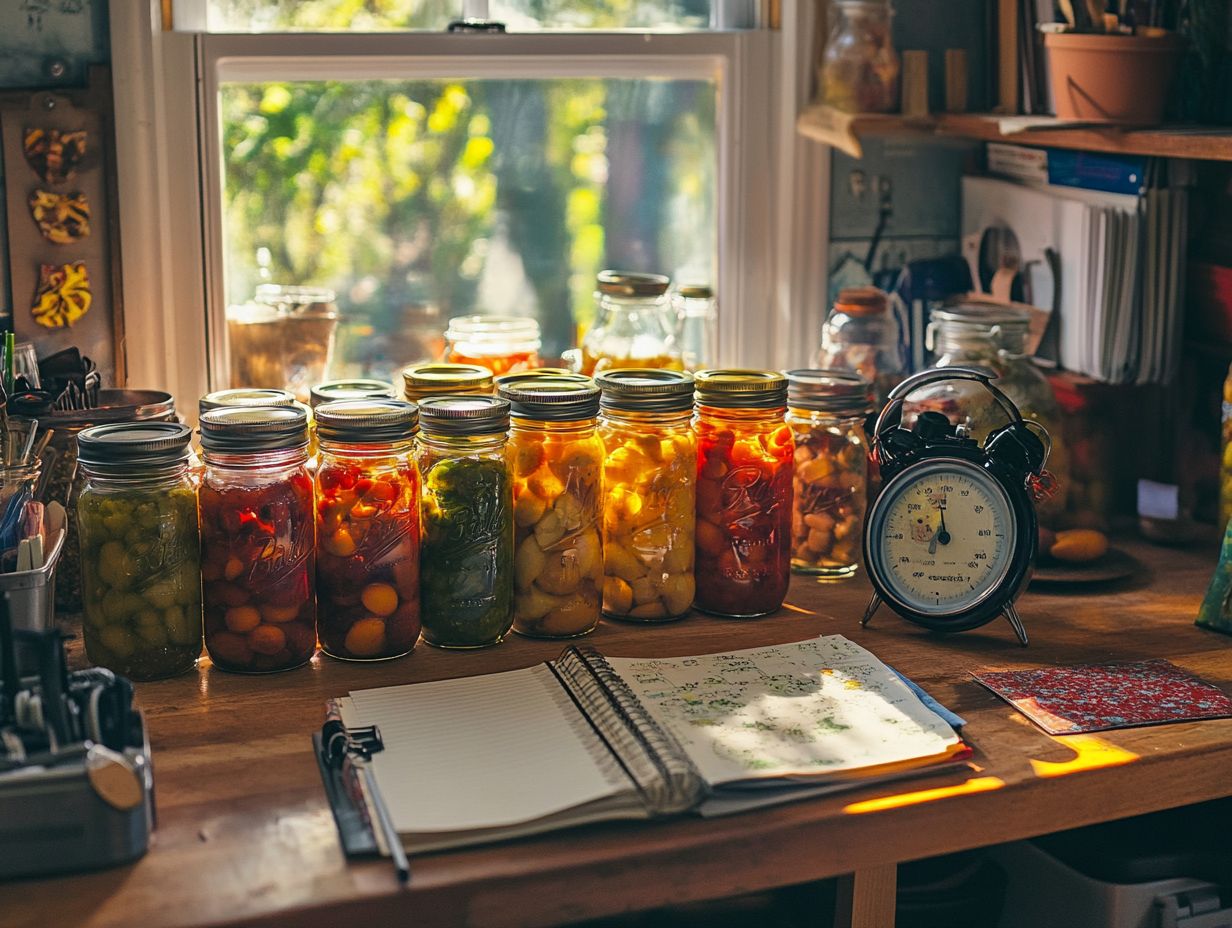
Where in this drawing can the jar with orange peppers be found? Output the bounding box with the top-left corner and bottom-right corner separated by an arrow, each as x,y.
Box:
314,399 -> 421,661
785,370 -> 871,578
444,315 -> 542,377
198,406 -> 317,673
595,369 -> 696,622
401,362 -> 494,403
693,370 -> 794,617
499,377 -> 605,638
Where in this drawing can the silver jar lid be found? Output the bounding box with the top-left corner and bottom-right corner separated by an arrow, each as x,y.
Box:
785,369 -> 872,415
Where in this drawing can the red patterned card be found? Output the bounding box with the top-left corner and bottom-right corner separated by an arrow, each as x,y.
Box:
972,659 -> 1232,735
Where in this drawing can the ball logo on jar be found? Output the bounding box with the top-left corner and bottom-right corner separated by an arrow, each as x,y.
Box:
435,487 -> 506,550
358,511 -> 417,570
129,530 -> 183,578
721,464 -> 781,531
249,524 -> 313,584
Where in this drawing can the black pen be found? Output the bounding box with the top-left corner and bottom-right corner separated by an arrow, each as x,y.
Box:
358,761 -> 410,885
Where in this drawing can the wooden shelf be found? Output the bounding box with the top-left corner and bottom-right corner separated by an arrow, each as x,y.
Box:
798,103 -> 1232,162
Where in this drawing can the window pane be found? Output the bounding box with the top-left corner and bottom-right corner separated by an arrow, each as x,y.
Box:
209,0 -> 736,32
219,77 -> 717,393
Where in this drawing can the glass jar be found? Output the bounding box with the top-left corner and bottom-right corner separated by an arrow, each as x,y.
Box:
579,271 -> 684,376
198,406 -> 317,673
499,378 -> 605,639
444,315 -> 542,377
315,400 -> 421,661
817,286 -> 906,408
693,370 -> 794,617
911,304 -> 1069,524
418,395 -> 514,648
249,284 -> 340,403
401,362 -> 494,403
785,370 -> 871,578
76,422 -> 202,681
674,285 -> 719,372
820,0 -> 901,114
596,370 -> 697,622
309,379 -> 396,409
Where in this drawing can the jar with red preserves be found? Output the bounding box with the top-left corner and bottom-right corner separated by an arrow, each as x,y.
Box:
198,406 -> 317,672
315,399 -> 421,661
693,370 -> 793,617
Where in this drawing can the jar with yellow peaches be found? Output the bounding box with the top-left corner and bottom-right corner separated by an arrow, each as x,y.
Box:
500,377 -> 605,638
785,370 -> 871,578
693,370 -> 794,617
401,362 -> 494,404
595,369 -> 696,622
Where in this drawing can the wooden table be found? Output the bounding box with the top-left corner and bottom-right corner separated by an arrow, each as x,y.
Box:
5,539 -> 1232,928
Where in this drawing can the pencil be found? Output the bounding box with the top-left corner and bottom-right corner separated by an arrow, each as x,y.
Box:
360,764 -> 410,885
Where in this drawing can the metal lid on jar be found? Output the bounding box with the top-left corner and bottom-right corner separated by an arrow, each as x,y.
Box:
595,369 -> 694,413
315,399 -> 419,443
401,362 -> 494,399
309,379 -> 396,409
198,388 -> 297,416
677,284 -> 713,300
199,405 -> 310,453
418,395 -> 510,437
834,287 -> 889,317
494,369 -> 590,392
596,270 -> 671,298
78,422 -> 194,468
931,303 -> 1031,331
694,369 -> 788,409
498,377 -> 600,421
786,369 -> 872,415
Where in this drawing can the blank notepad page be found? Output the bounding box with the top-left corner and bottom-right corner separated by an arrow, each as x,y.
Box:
344,665 -> 625,833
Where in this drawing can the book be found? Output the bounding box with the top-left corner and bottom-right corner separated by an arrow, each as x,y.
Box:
320,636 -> 970,855
986,143 -> 1147,196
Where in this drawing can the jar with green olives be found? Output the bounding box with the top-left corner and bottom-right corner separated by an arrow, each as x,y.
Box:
77,422 -> 203,680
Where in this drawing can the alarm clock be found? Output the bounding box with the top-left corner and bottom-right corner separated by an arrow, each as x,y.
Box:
861,366 -> 1050,646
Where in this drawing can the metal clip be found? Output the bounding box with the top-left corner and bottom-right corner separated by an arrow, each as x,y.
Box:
322,720 -> 385,765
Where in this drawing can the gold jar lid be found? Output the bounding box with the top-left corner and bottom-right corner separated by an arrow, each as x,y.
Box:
694,369 -> 787,410
401,362 -> 494,400
596,270 -> 670,298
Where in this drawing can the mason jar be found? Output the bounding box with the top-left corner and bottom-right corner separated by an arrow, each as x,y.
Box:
198,406 -> 317,673
77,422 -> 202,680
578,271 -> 684,376
444,315 -> 542,377
418,395 -> 514,648
817,286 -> 906,407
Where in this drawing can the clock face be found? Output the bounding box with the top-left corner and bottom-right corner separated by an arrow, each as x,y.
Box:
869,459 -> 1016,617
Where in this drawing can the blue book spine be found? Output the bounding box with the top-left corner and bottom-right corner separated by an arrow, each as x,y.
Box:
1045,149 -> 1147,195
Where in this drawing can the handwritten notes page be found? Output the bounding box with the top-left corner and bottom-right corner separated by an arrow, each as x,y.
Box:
606,636 -> 963,788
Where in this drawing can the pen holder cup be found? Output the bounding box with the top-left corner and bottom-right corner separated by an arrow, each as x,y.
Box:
0,527 -> 65,633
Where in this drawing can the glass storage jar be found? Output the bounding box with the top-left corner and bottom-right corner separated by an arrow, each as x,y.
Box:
315,400 -> 421,661
444,315 -> 542,377
674,284 -> 719,372
250,284 -> 340,403
785,370 -> 871,578
309,379 -> 396,409
693,370 -> 794,617
418,395 -> 514,648
401,362 -> 494,403
596,369 -> 696,622
820,0 -> 901,113
499,377 -> 605,639
198,406 -> 317,673
77,422 -> 202,681
579,271 -> 683,376
817,286 -> 906,407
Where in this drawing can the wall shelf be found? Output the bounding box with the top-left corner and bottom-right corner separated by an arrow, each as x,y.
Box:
798,103 -> 1232,162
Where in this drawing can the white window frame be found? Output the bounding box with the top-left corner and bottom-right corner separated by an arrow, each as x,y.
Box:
110,1 -> 828,416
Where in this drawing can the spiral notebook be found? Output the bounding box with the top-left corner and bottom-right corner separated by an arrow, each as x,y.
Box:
324,636 -> 969,855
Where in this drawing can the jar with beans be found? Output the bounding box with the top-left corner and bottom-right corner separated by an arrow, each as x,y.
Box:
693,370 -> 793,617
401,362 -> 494,404
595,369 -> 696,622
198,406 -> 317,673
418,395 -> 515,648
500,377 -> 605,638
785,370 -> 871,578
77,422 -> 203,680
315,399 -> 421,661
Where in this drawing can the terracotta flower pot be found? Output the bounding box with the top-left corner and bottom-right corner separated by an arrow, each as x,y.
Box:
1044,31 -> 1182,124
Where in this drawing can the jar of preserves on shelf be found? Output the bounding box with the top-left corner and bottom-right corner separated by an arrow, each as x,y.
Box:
401,362 -> 494,403
77,422 -> 202,680
817,286 -> 905,407
418,395 -> 514,648
198,406 -> 317,673
500,377 -> 605,638
444,315 -> 542,377
596,369 -> 696,622
309,379 -> 396,409
820,0 -> 901,114
315,400 -> 421,661
579,271 -> 683,376
785,370 -> 871,578
693,370 -> 794,617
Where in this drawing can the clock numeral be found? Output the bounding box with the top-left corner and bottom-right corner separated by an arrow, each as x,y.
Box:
974,551 -> 987,560
968,561 -> 979,569
940,485 -> 954,493
960,490 -> 970,497
898,556 -> 910,564
907,503 -> 921,512
974,505 -> 984,513
889,533 -> 903,540
977,529 -> 991,537
912,571 -> 924,578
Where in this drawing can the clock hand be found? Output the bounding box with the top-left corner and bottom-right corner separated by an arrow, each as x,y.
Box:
937,498 -> 951,546
928,528 -> 939,555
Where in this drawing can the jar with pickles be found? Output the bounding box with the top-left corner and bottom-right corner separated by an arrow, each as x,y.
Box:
444,315 -> 542,377
500,377 -> 605,638
198,406 -> 317,673
693,370 -> 794,617
578,272 -> 684,376
785,370 -> 871,578
77,422 -> 203,680
315,400 -> 421,661
595,369 -> 696,622
402,362 -> 494,403
418,396 -> 514,648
